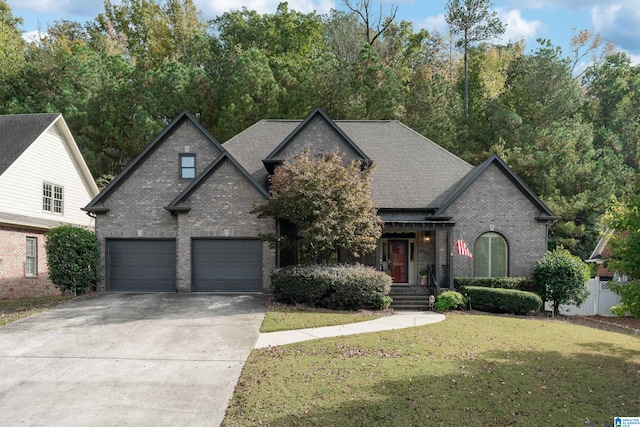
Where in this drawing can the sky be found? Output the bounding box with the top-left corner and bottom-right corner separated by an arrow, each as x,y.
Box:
6,0 -> 640,65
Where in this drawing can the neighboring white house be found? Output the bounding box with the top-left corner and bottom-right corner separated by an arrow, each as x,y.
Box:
0,113 -> 98,299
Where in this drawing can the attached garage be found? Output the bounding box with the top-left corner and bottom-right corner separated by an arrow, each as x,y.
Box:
106,239 -> 176,292
192,239 -> 263,292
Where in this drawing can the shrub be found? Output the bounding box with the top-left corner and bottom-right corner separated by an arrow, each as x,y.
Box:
45,225 -> 99,295
533,247 -> 590,316
609,280 -> 640,319
455,277 -> 542,295
434,291 -> 466,310
465,286 -> 542,315
270,264 -> 392,310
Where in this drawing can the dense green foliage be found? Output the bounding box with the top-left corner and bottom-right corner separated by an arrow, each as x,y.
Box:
608,280 -> 640,319
253,150 -> 382,263
465,286 -> 543,314
270,264 -> 392,310
454,276 -> 541,295
602,192 -> 640,319
1,0 -> 639,258
434,290 -> 467,310
533,247 -> 590,316
44,225 -> 100,295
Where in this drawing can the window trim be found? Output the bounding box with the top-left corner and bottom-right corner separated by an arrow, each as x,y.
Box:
474,232 -> 508,278
25,236 -> 37,277
179,154 -> 196,180
43,182 -> 64,215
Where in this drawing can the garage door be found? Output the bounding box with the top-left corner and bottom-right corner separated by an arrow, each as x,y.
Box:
106,239 -> 176,292
192,239 -> 262,292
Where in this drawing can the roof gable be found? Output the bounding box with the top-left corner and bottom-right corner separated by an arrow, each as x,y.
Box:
85,111 -> 224,211
166,152 -> 269,212
0,113 -> 98,197
434,154 -> 557,220
0,113 -> 62,176
262,108 -> 371,173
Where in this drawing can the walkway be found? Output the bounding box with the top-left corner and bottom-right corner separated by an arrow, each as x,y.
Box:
254,311 -> 445,348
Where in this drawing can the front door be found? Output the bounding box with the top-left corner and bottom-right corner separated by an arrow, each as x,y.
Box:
389,240 -> 408,283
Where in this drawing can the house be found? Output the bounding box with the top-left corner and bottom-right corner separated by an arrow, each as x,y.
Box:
84,108 -> 556,294
0,113 -> 99,299
586,229 -> 628,282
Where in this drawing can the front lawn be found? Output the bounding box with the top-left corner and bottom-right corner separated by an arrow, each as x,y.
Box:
0,295 -> 75,326
261,302 -> 389,332
225,312 -> 640,426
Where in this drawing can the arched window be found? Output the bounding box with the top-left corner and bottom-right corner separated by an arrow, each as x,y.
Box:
474,232 -> 508,277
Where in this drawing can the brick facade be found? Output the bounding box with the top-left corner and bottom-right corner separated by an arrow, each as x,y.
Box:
0,225 -> 59,298
93,118 -> 275,292
443,163 -> 549,278
174,159 -> 275,292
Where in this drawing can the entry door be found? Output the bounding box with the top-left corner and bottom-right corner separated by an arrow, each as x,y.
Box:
389,240 -> 408,283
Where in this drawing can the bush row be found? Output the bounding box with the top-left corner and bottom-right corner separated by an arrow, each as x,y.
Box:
463,286 -> 542,315
454,277 -> 542,295
270,264 -> 392,310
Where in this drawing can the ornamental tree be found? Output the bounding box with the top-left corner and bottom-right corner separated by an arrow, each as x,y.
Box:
45,225 -> 100,295
253,149 -> 383,264
533,246 -> 590,316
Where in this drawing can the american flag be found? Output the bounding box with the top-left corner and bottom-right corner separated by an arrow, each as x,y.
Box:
455,234 -> 473,258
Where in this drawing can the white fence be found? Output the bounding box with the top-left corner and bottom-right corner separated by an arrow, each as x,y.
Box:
544,278 -> 622,317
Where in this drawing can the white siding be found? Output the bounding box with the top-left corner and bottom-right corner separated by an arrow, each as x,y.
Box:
0,123 -> 95,228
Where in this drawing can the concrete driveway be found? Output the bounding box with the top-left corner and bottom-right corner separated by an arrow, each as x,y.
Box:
0,293 -> 266,426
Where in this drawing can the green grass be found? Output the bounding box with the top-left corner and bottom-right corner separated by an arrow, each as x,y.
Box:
0,295 -> 75,326
225,313 -> 640,426
261,306 -> 387,332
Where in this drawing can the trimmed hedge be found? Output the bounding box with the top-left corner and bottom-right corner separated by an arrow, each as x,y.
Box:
455,277 -> 542,296
464,286 -> 542,315
270,264 -> 392,310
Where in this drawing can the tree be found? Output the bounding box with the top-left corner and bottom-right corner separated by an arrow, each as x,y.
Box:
253,150 -> 383,263
343,0 -> 398,46
446,0 -> 505,116
45,225 -> 100,295
533,247 -> 590,316
0,0 -> 26,80
602,193 -> 640,320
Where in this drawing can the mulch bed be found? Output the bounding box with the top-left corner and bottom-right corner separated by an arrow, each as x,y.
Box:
563,314 -> 640,336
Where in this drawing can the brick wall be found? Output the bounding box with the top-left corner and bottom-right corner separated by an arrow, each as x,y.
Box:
278,115 -> 363,162
95,120 -> 223,291
444,163 -> 550,278
0,225 -> 59,298
94,120 -> 276,292
176,159 -> 275,292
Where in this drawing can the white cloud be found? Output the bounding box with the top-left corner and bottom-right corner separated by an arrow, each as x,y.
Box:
197,0 -> 336,18
414,13 -> 447,33
21,29 -> 44,43
591,2 -> 640,55
498,8 -> 543,44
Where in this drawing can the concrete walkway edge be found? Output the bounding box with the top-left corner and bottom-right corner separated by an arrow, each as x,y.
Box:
254,311 -> 445,349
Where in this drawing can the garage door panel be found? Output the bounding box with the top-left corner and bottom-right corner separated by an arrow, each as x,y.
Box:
107,240 -> 176,292
192,239 -> 262,292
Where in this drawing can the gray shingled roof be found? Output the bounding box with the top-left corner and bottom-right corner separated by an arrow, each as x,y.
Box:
0,113 -> 61,175
224,119 -> 473,209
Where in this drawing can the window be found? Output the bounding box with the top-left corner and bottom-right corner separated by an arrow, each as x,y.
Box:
474,232 -> 508,278
43,183 -> 63,214
26,237 -> 37,276
180,154 -> 196,179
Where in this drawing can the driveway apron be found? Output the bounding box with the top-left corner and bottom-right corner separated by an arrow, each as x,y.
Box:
0,293 -> 266,426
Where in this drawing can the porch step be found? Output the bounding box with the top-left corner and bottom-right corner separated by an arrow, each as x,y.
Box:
389,285 -> 433,311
